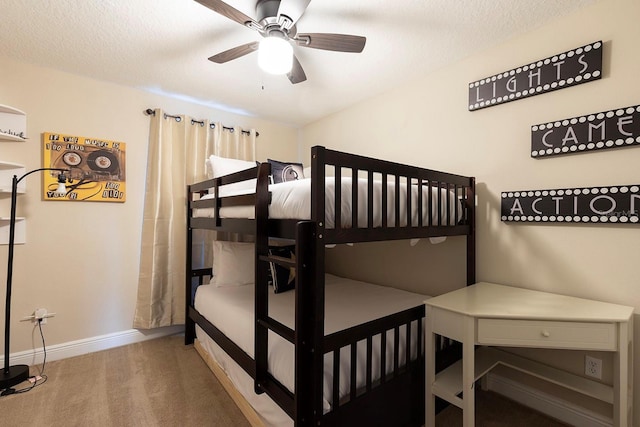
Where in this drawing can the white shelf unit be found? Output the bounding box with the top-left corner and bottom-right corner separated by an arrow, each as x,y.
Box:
1,162 -> 27,245
1,104 -> 28,244
0,161 -> 26,194
434,346 -> 614,406
0,217 -> 25,245
0,104 -> 27,142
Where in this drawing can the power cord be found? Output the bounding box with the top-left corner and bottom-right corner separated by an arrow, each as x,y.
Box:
0,319 -> 48,396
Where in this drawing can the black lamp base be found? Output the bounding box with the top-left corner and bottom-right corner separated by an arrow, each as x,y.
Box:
0,365 -> 29,393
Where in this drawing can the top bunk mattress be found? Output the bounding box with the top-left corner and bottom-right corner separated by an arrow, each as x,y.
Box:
193,176 -> 463,228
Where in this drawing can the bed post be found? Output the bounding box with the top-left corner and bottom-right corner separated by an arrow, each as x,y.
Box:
292,146 -> 326,426
254,162 -> 271,395
295,221 -> 324,427
185,184 -> 196,345
466,177 -> 476,286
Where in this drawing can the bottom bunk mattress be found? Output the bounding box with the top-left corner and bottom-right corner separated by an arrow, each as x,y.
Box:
194,274 -> 428,426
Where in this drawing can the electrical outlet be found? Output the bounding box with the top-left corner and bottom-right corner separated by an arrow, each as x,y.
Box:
20,308 -> 56,324
34,308 -> 48,325
585,355 -> 602,379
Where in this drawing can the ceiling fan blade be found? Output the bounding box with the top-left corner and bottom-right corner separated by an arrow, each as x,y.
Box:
208,42 -> 259,63
287,55 -> 307,84
295,33 -> 366,53
277,0 -> 312,29
194,0 -> 258,27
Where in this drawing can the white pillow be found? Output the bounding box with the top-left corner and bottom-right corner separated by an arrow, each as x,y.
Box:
205,154 -> 255,179
210,241 -> 255,287
205,155 -> 256,193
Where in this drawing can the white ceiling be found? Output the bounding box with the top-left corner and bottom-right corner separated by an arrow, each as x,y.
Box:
1,0 -> 597,127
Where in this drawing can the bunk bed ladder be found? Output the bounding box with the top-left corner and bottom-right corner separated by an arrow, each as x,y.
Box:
253,161 -> 300,419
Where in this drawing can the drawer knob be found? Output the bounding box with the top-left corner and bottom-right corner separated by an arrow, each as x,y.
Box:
541,330 -> 550,337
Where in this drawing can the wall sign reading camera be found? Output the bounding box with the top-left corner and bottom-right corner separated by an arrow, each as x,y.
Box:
531,105 -> 640,158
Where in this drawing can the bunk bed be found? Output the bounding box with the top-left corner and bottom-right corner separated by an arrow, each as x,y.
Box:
185,146 -> 476,427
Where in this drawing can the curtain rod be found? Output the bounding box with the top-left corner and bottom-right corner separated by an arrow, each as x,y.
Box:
143,109 -> 259,137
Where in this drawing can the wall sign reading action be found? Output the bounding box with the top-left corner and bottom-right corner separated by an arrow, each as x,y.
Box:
501,185 -> 640,224
531,105 -> 640,157
469,41 -> 602,111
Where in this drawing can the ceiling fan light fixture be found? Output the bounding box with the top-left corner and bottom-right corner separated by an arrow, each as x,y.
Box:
258,36 -> 293,75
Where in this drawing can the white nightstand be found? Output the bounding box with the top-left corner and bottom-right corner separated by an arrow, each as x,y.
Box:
425,282 -> 634,427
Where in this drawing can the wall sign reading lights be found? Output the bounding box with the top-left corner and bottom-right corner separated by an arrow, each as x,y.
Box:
469,41 -> 602,111
531,105 -> 640,157
501,185 -> 640,224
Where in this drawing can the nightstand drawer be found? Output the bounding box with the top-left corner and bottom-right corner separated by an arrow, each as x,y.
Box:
477,319 -> 617,350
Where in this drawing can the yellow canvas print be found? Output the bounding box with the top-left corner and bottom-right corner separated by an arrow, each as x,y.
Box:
42,132 -> 126,202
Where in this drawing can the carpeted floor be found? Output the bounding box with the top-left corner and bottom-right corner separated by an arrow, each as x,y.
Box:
1,335 -> 569,426
436,388 -> 570,426
2,335 -> 250,427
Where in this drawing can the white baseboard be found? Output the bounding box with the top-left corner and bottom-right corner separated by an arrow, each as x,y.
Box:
485,371 -> 613,427
0,325 -> 184,367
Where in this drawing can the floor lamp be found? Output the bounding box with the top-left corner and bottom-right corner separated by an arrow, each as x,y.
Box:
1,168 -> 69,395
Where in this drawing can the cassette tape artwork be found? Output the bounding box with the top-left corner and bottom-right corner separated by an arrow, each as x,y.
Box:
43,132 -> 126,202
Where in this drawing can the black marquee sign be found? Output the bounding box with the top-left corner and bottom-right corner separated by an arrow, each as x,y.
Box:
531,105 -> 640,158
469,41 -> 602,111
501,185 -> 640,224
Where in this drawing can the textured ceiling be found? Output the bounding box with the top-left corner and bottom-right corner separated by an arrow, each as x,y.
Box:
1,0 -> 597,127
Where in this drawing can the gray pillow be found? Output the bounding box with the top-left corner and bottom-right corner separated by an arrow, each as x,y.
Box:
268,159 -> 304,184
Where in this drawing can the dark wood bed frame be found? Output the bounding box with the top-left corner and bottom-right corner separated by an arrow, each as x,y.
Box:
185,146 -> 476,427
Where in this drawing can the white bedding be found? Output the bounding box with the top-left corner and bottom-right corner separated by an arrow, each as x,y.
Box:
193,177 -> 462,228
194,274 -> 428,426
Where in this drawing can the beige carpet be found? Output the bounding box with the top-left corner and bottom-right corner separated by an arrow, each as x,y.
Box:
2,335 -> 568,426
436,388 -> 570,427
2,335 -> 249,427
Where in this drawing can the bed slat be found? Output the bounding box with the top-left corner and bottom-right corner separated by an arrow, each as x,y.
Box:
350,343 -> 357,400
333,349 -> 340,409
351,168 -> 358,228
406,177 -> 412,227
366,337 -> 373,392
394,178 -> 400,228
367,171 -> 374,229
380,332 -> 387,384
417,180 -> 423,227
382,173 -> 388,228
335,167 -> 342,229
393,326 -> 400,376
406,321 -> 412,367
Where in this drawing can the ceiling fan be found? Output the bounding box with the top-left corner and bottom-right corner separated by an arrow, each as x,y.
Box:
195,0 -> 367,84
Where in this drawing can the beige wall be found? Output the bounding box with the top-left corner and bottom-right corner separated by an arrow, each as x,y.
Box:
1,0 -> 638,420
300,0 -> 639,421
0,56 -> 298,354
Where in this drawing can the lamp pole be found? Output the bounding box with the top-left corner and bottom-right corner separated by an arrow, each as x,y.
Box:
1,168 -> 68,394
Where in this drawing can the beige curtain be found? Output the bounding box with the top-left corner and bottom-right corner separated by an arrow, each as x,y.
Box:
134,110 -> 256,329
